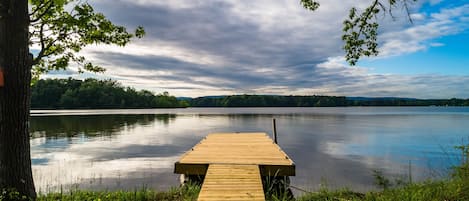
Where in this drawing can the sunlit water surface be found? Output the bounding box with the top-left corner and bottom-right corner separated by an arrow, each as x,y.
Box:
30,107 -> 469,193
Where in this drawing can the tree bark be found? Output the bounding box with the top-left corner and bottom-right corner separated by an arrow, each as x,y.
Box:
0,0 -> 37,199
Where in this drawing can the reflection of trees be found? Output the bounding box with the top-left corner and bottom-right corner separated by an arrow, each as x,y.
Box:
30,114 -> 176,138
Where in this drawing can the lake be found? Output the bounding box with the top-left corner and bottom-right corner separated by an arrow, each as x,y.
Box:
30,107 -> 469,193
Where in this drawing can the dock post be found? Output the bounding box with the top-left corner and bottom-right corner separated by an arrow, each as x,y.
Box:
272,118 -> 277,144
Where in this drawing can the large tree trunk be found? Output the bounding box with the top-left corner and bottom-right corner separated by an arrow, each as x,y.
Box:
0,0 -> 36,199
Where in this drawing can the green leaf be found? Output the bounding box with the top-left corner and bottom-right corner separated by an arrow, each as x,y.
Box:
300,0 -> 320,11
29,0 -> 145,76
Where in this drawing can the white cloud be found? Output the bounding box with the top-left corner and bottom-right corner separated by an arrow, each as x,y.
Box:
82,41 -> 226,66
313,56 -> 469,99
429,42 -> 445,47
378,4 -> 469,58
431,4 -> 469,20
410,13 -> 426,21
41,1 -> 469,98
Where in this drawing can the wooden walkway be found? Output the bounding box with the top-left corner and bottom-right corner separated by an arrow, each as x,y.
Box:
198,164 -> 264,201
174,132 -> 295,201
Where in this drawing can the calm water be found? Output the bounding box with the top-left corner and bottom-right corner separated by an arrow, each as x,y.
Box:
30,107 -> 469,193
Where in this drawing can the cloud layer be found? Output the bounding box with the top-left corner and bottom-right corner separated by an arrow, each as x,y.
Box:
42,0 -> 469,98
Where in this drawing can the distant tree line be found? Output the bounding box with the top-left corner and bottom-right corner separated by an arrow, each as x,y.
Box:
32,79 -> 469,109
347,98 -> 469,107
190,95 -> 348,107
31,78 -> 188,109
190,95 -> 469,107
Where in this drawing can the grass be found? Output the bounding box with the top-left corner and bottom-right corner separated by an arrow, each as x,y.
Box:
296,179 -> 469,201
35,183 -> 200,201
263,175 -> 294,201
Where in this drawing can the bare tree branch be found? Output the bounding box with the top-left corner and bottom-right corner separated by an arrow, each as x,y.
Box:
403,0 -> 414,24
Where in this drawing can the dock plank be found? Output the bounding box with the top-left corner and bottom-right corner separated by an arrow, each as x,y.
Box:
175,133 -> 295,176
198,164 -> 265,201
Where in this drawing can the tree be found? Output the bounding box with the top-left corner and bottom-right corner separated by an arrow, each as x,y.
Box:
301,0 -> 417,65
0,0 -> 144,198
0,0 -> 35,199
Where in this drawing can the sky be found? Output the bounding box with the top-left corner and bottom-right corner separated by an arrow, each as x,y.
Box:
41,0 -> 469,99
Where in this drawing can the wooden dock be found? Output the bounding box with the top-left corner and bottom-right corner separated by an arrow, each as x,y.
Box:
174,132 -> 295,201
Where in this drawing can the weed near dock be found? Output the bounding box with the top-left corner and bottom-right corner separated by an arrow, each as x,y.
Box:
37,183 -> 200,201
296,179 -> 468,201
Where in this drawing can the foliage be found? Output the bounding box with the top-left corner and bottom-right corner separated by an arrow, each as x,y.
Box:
372,170 -> 391,190
263,176 -> 294,201
297,188 -> 365,201
29,0 -> 145,81
31,82 -> 469,108
31,78 -> 187,109
302,0 -> 417,65
452,144 -> 469,180
37,183 -> 200,201
300,0 -> 320,11
342,2 -> 380,66
190,95 -> 469,107
297,180 -> 468,201
190,95 -> 347,107
0,188 -> 30,201
347,97 -> 469,106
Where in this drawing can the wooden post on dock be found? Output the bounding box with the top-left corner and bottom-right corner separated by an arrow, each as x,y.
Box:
272,118 -> 277,144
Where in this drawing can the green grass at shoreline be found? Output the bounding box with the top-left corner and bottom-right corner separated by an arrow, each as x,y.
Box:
1,174 -> 466,201
37,184 -> 200,201
297,178 -> 469,201
32,177 -> 468,201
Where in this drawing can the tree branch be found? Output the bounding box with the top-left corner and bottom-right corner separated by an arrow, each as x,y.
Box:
33,22 -> 46,65
33,22 -> 69,65
403,0 -> 414,24
30,1 -> 54,23
358,0 -> 379,35
30,0 -> 51,16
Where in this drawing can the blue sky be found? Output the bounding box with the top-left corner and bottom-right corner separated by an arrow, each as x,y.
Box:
360,1 -> 469,76
40,0 -> 469,98
360,33 -> 469,75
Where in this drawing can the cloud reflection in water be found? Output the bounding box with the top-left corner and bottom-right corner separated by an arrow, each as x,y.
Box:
30,108 -> 469,193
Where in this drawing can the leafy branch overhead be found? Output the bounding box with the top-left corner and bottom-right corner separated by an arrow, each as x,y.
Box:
302,0 -> 417,65
300,0 -> 320,11
29,0 -> 145,79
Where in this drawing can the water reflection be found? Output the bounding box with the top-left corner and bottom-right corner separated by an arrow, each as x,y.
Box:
30,114 -> 187,192
30,108 -> 469,193
30,114 -> 176,138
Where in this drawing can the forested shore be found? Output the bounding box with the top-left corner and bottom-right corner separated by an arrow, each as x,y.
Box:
190,95 -> 469,107
32,78 -> 188,109
32,78 -> 469,109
